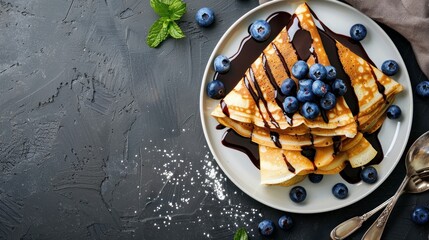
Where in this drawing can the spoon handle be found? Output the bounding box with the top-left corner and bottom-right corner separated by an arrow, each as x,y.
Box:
330,197 -> 392,239
361,176 -> 409,240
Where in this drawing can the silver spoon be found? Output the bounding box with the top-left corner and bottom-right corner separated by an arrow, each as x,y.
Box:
330,131 -> 429,240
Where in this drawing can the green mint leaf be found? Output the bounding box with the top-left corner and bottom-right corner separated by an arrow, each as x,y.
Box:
150,0 -> 170,17
168,21 -> 185,39
233,228 -> 248,240
168,0 -> 186,20
146,17 -> 170,48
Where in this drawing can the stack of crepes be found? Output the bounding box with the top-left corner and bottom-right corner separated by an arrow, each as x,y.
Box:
211,3 -> 403,186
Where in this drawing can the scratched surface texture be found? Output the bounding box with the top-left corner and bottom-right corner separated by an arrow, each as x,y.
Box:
0,0 -> 428,239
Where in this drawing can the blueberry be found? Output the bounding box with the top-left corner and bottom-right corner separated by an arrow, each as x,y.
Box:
411,206 -> 429,225
360,166 -> 378,184
332,79 -> 347,96
312,80 -> 328,97
289,186 -> 307,203
301,102 -> 320,120
213,55 -> 230,73
325,65 -> 337,81
309,63 -> 327,81
258,219 -> 275,236
350,23 -> 367,41
206,80 -> 225,99
283,96 -> 299,114
195,7 -> 215,27
416,81 -> 429,97
381,60 -> 399,76
297,79 -> 315,102
386,105 -> 401,119
280,78 -> 296,96
250,20 -> 271,42
278,215 -> 293,230
332,183 -> 348,199
292,60 -> 309,79
320,92 -> 337,110
308,173 -> 323,183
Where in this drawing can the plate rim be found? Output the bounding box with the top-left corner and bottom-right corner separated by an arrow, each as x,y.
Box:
199,0 -> 413,213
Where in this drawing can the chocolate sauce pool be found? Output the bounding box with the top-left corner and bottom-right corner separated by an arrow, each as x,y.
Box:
216,7 -> 384,184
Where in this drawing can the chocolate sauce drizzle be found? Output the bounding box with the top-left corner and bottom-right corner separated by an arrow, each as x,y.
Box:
282,154 -> 296,173
220,99 -> 230,117
217,5 -> 385,184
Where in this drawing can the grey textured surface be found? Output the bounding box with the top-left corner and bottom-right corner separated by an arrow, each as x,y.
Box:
0,0 -> 428,239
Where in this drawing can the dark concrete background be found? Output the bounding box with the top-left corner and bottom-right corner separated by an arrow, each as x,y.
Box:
0,0 -> 428,239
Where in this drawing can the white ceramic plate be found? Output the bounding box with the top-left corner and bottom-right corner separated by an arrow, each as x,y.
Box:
199,0 -> 412,213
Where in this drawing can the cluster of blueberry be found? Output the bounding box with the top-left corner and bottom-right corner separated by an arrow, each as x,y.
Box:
290,166 -> 378,204
282,61 -> 347,120
257,215 -> 293,237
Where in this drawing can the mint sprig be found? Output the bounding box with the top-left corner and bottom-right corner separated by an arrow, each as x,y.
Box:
233,228 -> 248,240
147,0 -> 186,48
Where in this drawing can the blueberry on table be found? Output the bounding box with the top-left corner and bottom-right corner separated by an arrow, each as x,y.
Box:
325,65 -> 337,81
416,81 -> 429,97
332,183 -> 348,199
278,215 -> 294,230
381,60 -> 399,76
280,78 -> 296,96
213,55 -> 230,73
386,104 -> 401,119
249,20 -> 271,42
206,80 -> 225,99
195,7 -> 215,27
308,173 -> 323,183
332,79 -> 347,96
309,63 -> 327,81
411,206 -> 429,225
320,92 -> 337,111
312,80 -> 328,97
350,23 -> 367,41
258,219 -> 275,236
301,102 -> 320,120
289,186 -> 307,203
292,60 -> 309,79
283,96 -> 299,114
360,166 -> 378,184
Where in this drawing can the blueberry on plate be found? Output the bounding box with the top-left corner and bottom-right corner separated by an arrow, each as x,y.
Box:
195,7 -> 215,27
292,60 -> 309,79
332,79 -> 347,96
280,78 -> 297,96
312,80 -> 328,97
325,65 -> 337,81
386,105 -> 401,119
350,23 -> 367,41
278,215 -> 293,230
320,92 -> 337,111
332,183 -> 348,199
381,60 -> 399,76
411,206 -> 429,225
258,219 -> 275,236
309,63 -> 327,81
213,55 -> 230,73
308,173 -> 323,183
250,20 -> 271,42
206,80 -> 225,99
360,166 -> 378,184
289,186 -> 307,203
416,81 -> 429,97
301,102 -> 320,120
283,96 -> 299,114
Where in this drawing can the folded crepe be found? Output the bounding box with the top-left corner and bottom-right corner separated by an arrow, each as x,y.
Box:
211,3 -> 403,186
